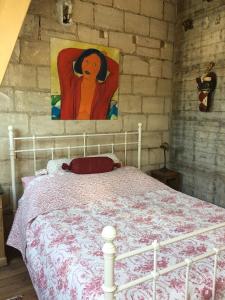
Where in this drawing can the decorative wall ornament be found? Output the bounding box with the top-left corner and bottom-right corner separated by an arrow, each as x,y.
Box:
182,19 -> 193,31
196,62 -> 217,112
215,14 -> 221,25
51,38 -> 120,120
202,17 -> 210,29
56,0 -> 73,25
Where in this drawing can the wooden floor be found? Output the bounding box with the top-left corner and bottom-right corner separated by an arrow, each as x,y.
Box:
0,256 -> 37,300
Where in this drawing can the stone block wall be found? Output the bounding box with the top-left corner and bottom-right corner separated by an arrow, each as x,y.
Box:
0,0 -> 176,210
171,0 -> 225,206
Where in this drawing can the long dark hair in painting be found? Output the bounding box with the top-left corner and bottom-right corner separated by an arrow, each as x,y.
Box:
57,47 -> 119,120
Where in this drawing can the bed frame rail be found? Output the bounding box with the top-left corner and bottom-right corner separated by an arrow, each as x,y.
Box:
8,123 -> 142,213
102,222 -> 225,300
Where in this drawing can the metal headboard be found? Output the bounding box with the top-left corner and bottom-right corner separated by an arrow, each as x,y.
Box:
8,123 -> 142,212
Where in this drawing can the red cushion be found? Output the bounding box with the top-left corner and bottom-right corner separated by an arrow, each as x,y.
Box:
62,156 -> 121,174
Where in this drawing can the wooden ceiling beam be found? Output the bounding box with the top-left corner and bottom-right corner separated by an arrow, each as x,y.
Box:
0,0 -> 31,85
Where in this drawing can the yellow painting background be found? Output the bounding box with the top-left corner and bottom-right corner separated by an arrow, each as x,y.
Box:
50,37 -> 120,99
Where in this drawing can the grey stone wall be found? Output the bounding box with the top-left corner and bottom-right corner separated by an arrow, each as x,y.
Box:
0,0 -> 176,210
171,0 -> 225,206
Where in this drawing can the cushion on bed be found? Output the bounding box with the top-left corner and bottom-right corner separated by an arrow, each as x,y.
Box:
62,156 -> 121,174
47,154 -> 121,175
47,158 -> 72,174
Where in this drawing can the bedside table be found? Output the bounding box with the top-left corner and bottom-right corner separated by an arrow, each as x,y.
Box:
149,168 -> 181,191
0,191 -> 7,266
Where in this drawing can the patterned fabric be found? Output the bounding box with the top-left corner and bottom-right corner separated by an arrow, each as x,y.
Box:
21,176 -> 36,189
7,167 -> 225,300
47,158 -> 72,174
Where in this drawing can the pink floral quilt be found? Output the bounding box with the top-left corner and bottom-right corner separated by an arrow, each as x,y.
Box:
7,167 -> 225,299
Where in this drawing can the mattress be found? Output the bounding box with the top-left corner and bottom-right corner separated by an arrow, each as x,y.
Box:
7,167 -> 225,299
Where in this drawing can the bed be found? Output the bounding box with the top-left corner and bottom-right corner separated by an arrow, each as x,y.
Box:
7,124 -> 225,300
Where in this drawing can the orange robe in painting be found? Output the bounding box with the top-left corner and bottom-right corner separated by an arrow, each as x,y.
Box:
57,48 -> 119,120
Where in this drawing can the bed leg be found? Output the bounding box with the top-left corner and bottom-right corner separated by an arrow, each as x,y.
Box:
138,123 -> 142,169
102,226 -> 117,300
8,125 -> 16,213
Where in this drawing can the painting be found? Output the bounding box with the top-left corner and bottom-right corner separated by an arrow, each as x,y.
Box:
50,38 -> 120,120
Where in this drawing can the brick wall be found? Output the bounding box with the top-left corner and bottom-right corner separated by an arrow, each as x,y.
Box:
171,0 -> 225,206
0,0 -> 176,209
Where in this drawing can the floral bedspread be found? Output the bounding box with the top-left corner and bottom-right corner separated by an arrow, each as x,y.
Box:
7,167 -> 225,299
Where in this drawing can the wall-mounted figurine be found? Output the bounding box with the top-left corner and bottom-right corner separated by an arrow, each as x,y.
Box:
182,19 -> 193,31
56,0 -> 73,25
196,62 -> 217,112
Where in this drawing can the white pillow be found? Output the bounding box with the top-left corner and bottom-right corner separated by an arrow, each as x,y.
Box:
35,169 -> 48,176
47,158 -> 72,174
88,153 -> 121,164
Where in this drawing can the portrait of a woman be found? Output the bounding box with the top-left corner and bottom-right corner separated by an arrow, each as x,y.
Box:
57,47 -> 119,120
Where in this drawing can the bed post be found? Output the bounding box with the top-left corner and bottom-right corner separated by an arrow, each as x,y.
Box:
138,123 -> 142,169
102,226 -> 117,300
8,126 -> 17,213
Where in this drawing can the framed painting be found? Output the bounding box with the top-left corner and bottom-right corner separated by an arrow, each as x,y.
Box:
50,38 -> 120,120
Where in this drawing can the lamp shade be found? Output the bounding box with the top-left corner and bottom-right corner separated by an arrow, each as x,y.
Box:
160,142 -> 169,151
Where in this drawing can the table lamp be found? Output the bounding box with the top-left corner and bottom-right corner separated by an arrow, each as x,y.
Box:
160,142 -> 169,171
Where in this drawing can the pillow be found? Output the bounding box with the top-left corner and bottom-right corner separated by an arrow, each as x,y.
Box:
47,158 -> 72,174
46,154 -> 121,174
62,157 -> 121,174
35,168 -> 48,176
89,153 -> 121,164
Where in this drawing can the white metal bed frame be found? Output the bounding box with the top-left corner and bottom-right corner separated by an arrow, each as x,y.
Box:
8,122 -> 225,300
8,123 -> 142,212
102,224 -> 225,300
